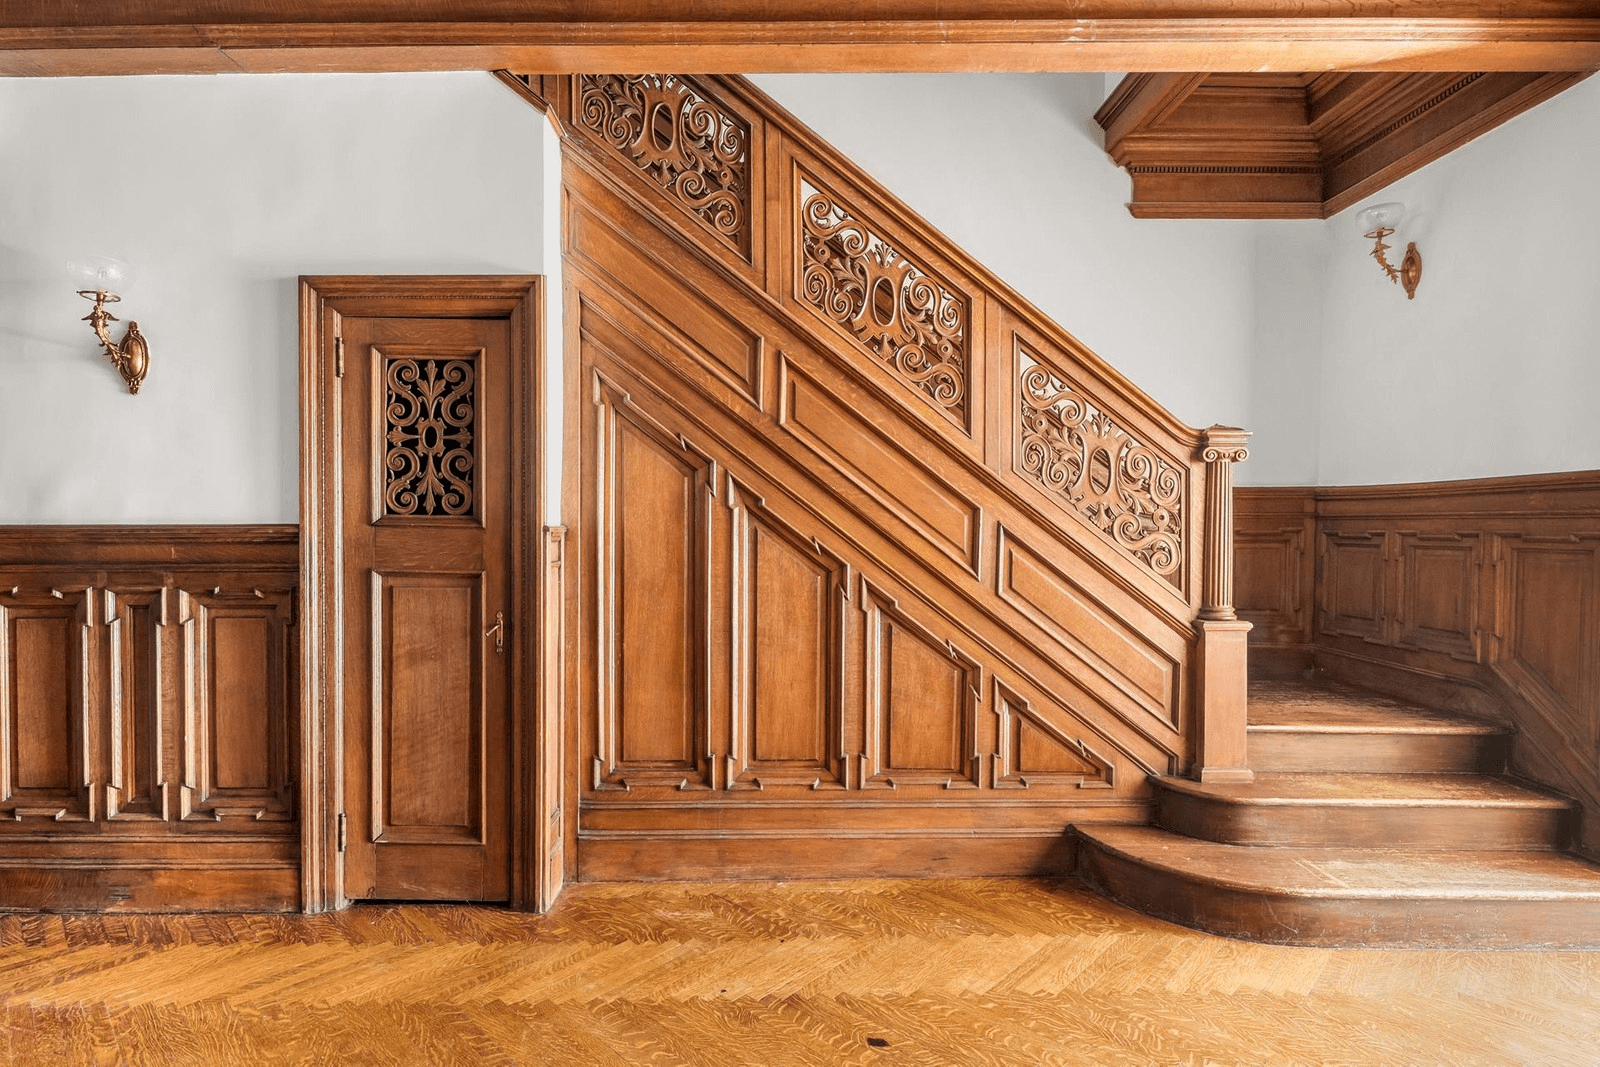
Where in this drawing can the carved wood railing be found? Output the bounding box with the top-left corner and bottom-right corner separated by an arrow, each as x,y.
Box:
504,72 -> 1252,817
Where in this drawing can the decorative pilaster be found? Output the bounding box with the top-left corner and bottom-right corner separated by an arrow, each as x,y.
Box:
1200,426 -> 1250,620
1194,426 -> 1253,783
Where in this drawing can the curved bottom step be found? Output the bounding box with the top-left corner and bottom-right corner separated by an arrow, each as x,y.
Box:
1074,824 -> 1600,949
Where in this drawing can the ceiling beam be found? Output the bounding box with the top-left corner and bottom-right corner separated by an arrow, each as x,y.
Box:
6,3 -> 1600,75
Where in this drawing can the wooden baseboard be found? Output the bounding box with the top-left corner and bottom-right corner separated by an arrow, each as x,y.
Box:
0,864 -> 300,913
576,829 -> 1098,882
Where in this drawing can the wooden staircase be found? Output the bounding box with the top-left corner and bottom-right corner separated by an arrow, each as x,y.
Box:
1076,679 -> 1600,947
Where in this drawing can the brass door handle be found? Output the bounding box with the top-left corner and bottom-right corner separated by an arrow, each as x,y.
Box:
485,612 -> 505,655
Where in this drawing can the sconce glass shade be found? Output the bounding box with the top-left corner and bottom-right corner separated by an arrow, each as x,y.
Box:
66,255 -> 135,294
1357,201 -> 1405,235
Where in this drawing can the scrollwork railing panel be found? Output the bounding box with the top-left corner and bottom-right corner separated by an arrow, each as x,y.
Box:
798,178 -> 969,424
382,356 -> 476,519
1016,348 -> 1186,585
577,74 -> 751,256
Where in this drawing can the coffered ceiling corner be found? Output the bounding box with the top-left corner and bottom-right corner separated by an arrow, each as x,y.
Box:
1097,69 -> 1594,220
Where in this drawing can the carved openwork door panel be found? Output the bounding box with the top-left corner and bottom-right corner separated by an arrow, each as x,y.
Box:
338,313 -> 513,903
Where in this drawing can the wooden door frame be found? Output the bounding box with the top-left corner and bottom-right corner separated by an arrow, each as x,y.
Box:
298,275 -> 549,912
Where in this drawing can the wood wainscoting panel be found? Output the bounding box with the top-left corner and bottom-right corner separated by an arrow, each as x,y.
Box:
1395,534 -> 1482,661
1239,473 -> 1600,859
996,528 -> 1183,738
570,202 -> 763,406
1497,538 -> 1598,748
178,586 -> 296,826
0,588 -> 94,825
1234,487 -> 1316,651
1319,531 -> 1389,644
729,498 -> 848,791
0,525 -> 300,911
590,373 -> 716,794
861,580 -> 981,790
103,587 -> 167,821
777,353 -> 982,577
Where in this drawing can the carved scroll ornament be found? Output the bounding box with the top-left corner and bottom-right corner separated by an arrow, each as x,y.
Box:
1017,351 -> 1185,582
578,74 -> 750,251
383,357 -> 475,518
798,181 -> 968,418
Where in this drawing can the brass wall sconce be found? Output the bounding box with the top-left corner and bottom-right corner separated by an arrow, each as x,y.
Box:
1358,201 -> 1422,300
69,257 -> 150,394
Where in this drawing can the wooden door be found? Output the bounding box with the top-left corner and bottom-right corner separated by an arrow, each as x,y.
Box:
337,307 -> 515,902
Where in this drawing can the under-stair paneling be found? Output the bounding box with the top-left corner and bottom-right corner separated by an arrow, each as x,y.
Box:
0,526 -> 299,911
1237,474 -> 1600,859
560,74 -> 1213,879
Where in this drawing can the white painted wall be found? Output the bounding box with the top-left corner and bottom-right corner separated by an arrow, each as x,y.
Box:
0,73 -> 553,524
4,70 -> 1592,518
1314,75 -> 1600,486
748,74 -> 1258,435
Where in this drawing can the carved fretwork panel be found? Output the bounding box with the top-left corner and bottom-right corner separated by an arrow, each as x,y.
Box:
377,350 -> 479,522
177,588 -> 295,825
1015,347 -> 1186,585
797,177 -> 970,426
104,587 -> 170,820
728,491 -> 849,792
0,588 -> 94,823
576,74 -> 752,258
861,581 -> 981,789
1318,531 -> 1389,643
591,377 -> 717,793
992,680 -> 1114,790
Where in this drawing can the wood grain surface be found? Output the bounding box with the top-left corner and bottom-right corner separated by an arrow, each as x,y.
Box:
2,877 -> 1598,1065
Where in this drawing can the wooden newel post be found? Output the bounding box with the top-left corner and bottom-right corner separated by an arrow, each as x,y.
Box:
1195,426 -> 1253,783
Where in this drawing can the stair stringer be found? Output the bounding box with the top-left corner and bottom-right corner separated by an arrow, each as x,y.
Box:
511,72 -> 1247,879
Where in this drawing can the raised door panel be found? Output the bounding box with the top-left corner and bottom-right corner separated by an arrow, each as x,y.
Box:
373,574 -> 483,845
178,588 -> 295,826
0,590 -> 94,823
592,378 -> 714,792
729,500 -> 847,790
862,583 -> 980,789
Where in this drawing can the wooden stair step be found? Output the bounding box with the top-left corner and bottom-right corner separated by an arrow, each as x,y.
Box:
1075,824 -> 1600,948
1248,680 -> 1509,773
1154,772 -> 1571,849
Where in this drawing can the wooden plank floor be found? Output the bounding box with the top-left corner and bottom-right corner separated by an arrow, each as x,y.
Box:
4,878 -> 1600,1065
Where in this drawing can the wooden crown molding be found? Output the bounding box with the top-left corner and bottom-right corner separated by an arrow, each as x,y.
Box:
1097,69 -> 1593,219
6,3 -> 1600,75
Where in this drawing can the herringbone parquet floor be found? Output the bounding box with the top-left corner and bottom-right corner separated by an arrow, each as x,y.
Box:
3,878 -> 1598,1065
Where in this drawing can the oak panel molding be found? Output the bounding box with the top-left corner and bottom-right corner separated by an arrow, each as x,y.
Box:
1098,70 -> 1592,219
9,4 -> 1600,75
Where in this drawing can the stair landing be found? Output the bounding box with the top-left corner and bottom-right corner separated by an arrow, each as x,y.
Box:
1075,679 -> 1600,948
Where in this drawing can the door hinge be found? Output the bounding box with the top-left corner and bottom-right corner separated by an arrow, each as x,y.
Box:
337,811 -> 347,852
334,336 -> 345,378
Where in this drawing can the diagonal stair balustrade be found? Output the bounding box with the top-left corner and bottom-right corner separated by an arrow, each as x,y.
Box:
502,72 -> 1253,879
